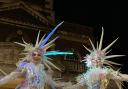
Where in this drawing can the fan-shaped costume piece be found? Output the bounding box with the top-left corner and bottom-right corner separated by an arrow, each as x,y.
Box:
72,28 -> 128,89
0,21 -> 64,89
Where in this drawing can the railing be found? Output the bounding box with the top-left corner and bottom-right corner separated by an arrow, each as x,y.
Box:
62,53 -> 86,73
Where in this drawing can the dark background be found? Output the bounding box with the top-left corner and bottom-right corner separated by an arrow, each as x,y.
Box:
54,0 -> 128,87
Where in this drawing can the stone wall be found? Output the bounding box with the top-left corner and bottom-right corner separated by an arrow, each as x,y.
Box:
0,42 -> 22,75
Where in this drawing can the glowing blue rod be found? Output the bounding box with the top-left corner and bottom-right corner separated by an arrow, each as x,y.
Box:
43,51 -> 73,56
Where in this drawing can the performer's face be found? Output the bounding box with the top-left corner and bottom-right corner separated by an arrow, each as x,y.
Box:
32,51 -> 42,64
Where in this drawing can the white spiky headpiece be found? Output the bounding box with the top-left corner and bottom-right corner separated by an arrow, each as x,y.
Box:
82,27 -> 124,67
15,21 -> 63,53
15,21 -> 64,71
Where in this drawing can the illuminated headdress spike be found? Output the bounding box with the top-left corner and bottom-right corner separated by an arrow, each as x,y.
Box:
98,27 -> 104,50
83,45 -> 91,53
104,55 -> 125,59
43,44 -> 55,51
43,59 -> 61,71
104,60 -> 121,65
35,30 -> 40,47
89,38 -> 96,51
103,38 -> 119,52
43,36 -> 59,50
14,42 -> 26,47
105,49 -> 112,55
22,37 -> 28,45
38,34 -> 46,46
39,21 -> 64,48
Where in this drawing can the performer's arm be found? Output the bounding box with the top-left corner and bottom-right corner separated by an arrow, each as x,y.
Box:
0,71 -> 23,86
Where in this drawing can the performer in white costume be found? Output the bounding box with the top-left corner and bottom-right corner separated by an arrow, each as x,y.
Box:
0,22 -> 64,89
70,27 -> 128,89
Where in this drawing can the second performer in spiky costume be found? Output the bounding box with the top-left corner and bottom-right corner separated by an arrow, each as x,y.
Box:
71,28 -> 128,89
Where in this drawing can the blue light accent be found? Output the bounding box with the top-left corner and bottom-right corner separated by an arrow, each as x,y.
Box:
43,51 -> 73,56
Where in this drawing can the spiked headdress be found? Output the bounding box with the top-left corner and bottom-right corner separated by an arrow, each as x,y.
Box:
15,21 -> 64,71
74,28 -> 125,89
82,27 -> 124,67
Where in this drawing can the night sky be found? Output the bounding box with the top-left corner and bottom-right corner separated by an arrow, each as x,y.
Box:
54,1 -> 128,87
54,1 -> 128,73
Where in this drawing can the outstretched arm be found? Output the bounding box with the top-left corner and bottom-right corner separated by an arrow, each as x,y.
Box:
0,71 -> 23,86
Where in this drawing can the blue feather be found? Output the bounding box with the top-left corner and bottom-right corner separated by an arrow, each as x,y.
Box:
39,21 -> 64,48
